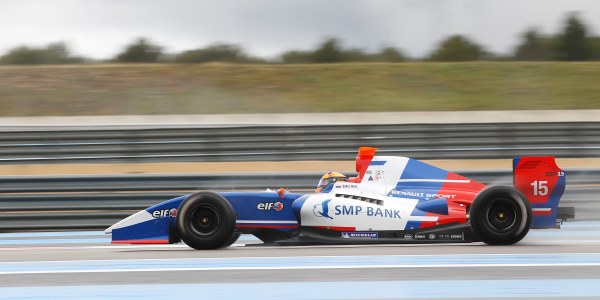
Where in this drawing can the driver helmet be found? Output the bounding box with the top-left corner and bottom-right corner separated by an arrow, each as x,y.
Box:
315,171 -> 347,192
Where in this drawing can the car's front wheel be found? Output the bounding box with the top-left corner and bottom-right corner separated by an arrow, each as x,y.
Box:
176,192 -> 237,250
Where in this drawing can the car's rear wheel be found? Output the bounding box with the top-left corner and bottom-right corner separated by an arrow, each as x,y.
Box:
176,192 -> 236,250
470,186 -> 531,245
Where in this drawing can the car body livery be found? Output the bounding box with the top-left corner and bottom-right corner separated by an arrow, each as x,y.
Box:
106,147 -> 571,249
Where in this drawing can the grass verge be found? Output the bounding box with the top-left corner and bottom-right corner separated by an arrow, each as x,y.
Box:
0,62 -> 598,116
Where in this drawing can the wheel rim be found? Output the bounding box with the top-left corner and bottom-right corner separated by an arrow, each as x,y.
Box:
484,198 -> 518,233
189,204 -> 221,237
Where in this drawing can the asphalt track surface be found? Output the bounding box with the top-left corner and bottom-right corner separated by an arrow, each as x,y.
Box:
2,221 -> 600,299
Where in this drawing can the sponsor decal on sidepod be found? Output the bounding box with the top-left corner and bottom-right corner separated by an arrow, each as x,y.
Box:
151,208 -> 177,218
313,199 -> 334,219
257,202 -> 284,211
313,200 -> 403,220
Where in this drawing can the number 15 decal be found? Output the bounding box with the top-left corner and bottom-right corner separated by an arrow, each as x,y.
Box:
531,180 -> 548,196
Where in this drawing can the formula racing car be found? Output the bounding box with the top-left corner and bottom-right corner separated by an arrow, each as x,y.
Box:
106,147 -> 571,249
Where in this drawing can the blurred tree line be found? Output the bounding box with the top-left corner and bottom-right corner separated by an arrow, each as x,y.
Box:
0,43 -> 85,64
1,13 -> 599,65
281,39 -> 405,63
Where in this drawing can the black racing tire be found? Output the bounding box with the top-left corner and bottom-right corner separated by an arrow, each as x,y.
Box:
470,186 -> 532,245
221,232 -> 242,248
176,192 -> 237,250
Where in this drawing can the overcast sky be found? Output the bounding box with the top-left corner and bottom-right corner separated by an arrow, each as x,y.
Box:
1,0 -> 599,59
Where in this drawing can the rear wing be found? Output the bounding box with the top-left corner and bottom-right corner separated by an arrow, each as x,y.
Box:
513,156 -> 570,228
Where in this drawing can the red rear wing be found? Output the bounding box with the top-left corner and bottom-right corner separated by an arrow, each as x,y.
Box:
513,156 -> 566,228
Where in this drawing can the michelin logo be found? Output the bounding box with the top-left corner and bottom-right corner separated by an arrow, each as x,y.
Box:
313,199 -> 334,219
341,232 -> 379,239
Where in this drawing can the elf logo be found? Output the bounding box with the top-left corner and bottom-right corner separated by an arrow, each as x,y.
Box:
257,202 -> 284,211
151,208 -> 177,218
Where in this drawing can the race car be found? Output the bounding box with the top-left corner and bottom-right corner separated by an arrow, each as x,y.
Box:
105,147 -> 571,249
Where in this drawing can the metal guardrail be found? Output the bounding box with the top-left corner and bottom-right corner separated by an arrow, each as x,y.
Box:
1,170 -> 597,231
0,122 -> 599,163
